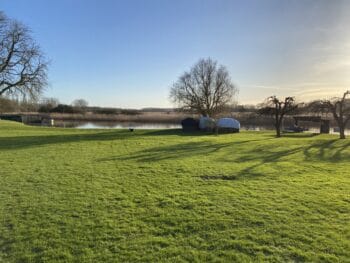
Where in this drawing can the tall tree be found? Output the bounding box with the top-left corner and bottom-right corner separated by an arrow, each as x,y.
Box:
258,96 -> 298,137
72,99 -> 88,108
170,58 -> 237,116
0,11 -> 48,100
72,99 -> 89,113
309,91 -> 350,139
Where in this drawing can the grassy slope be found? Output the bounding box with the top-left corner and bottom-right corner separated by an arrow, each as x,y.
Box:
0,120 -> 349,262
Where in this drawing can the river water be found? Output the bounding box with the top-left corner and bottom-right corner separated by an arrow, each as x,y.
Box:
51,120 -> 350,135
53,121 -> 181,129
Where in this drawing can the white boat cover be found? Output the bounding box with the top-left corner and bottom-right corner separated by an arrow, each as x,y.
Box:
217,118 -> 240,129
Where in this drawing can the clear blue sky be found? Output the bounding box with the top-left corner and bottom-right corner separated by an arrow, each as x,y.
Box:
2,0 -> 350,108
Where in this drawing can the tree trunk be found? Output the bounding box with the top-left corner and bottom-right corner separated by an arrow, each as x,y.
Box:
276,124 -> 281,137
336,117 -> 346,139
339,126 -> 346,139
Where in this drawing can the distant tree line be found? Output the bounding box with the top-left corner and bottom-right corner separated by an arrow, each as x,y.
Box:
0,96 -> 145,116
0,96 -> 148,116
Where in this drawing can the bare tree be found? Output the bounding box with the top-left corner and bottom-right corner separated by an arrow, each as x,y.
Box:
258,96 -> 298,137
0,11 -> 48,100
309,91 -> 350,139
72,98 -> 88,114
170,58 -> 237,116
72,99 -> 88,108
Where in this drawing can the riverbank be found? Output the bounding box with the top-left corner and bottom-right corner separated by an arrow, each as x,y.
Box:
0,111 -> 191,124
50,111 -> 189,123
2,111 -> 349,135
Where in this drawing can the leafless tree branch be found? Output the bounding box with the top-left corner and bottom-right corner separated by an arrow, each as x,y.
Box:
309,91 -> 350,139
0,11 -> 48,101
169,58 -> 237,116
258,96 -> 298,137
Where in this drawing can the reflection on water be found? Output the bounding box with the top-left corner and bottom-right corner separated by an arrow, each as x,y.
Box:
54,121 -> 181,129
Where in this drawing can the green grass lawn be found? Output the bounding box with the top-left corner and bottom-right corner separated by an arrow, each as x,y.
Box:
0,120 -> 349,262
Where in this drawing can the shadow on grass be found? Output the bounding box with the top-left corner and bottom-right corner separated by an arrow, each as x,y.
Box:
97,139 -> 268,163
227,146 -> 305,179
97,134 -> 350,181
199,175 -> 238,181
142,129 -> 213,137
0,128 -> 242,151
198,140 -> 348,181
97,135 -> 350,165
1,126 -> 349,166
0,131 -> 132,150
98,141 -> 233,162
280,133 -> 320,138
198,172 -> 266,181
97,137 -> 303,180
303,139 -> 350,162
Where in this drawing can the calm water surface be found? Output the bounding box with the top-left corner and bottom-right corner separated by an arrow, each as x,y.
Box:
54,121 -> 181,129
52,120 -> 350,134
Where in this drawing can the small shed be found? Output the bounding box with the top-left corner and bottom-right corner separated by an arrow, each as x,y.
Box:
293,116 -> 330,134
181,118 -> 199,132
217,118 -> 240,133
